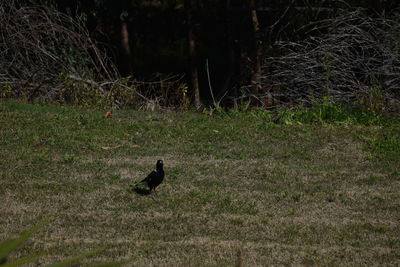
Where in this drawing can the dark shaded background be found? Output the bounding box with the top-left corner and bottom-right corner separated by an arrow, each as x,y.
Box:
18,0 -> 400,104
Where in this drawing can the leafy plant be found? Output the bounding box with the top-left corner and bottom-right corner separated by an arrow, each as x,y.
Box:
0,220 -> 131,266
0,219 -> 45,266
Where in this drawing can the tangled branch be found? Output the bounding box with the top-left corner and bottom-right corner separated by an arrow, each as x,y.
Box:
0,0 -> 187,109
263,9 -> 400,112
0,0 -> 119,101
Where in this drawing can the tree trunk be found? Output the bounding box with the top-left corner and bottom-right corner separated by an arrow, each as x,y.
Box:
224,0 -> 245,108
223,0 -> 235,94
185,0 -> 201,109
120,21 -> 133,76
249,0 -> 262,99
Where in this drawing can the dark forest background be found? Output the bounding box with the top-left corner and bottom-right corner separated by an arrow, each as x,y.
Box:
1,0 -> 400,111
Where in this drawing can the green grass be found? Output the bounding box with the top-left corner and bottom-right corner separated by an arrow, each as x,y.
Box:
0,100 -> 399,266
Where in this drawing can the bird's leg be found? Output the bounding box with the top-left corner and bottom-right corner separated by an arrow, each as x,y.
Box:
150,189 -> 158,201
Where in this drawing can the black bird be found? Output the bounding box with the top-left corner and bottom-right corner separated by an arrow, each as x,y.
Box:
134,159 -> 164,194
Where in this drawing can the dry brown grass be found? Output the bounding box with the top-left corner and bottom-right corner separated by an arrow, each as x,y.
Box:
0,101 -> 399,266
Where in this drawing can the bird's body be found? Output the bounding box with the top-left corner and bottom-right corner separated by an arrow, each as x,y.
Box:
135,160 -> 164,193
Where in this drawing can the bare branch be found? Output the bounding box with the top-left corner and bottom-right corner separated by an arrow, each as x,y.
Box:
261,9 -> 400,112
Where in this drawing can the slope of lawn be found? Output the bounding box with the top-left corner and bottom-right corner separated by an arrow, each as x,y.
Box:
0,100 -> 399,266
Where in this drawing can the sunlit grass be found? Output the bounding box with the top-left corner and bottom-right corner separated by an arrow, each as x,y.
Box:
0,100 -> 399,266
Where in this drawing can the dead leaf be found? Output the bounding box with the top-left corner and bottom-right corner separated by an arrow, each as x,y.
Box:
104,111 -> 112,118
130,144 -> 141,148
102,145 -> 122,150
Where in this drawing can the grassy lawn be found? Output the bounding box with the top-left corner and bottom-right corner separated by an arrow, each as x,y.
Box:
0,100 -> 399,266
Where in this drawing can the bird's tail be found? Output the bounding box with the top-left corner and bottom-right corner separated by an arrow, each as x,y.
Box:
135,180 -> 147,187
132,180 -> 151,195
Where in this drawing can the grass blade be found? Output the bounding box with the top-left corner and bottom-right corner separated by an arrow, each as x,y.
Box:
0,219 -> 47,260
87,259 -> 134,267
2,253 -> 43,267
46,247 -> 105,267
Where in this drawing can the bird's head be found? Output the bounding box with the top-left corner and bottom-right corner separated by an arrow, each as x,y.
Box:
156,159 -> 163,170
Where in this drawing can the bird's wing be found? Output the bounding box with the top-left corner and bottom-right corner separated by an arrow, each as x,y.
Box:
145,170 -> 158,182
137,170 -> 157,184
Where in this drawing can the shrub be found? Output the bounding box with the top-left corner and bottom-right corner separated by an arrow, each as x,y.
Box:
263,9 -> 400,113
